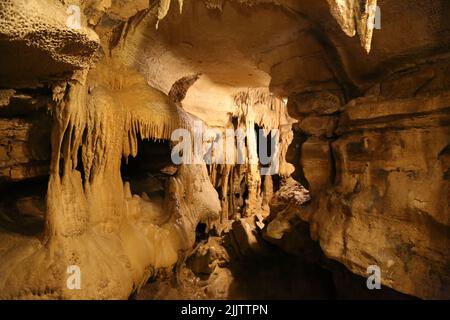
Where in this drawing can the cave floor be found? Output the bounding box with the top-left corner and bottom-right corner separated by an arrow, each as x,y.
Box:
134,253 -> 336,300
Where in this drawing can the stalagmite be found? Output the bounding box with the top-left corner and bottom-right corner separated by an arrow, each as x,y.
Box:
198,87 -> 298,224
0,58 -> 221,299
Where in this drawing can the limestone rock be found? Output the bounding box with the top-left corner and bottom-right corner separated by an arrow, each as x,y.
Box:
301,74 -> 450,299
300,138 -> 332,193
297,116 -> 338,138
0,0 -> 100,86
264,178 -> 311,239
0,116 -> 51,182
288,91 -> 342,117
187,237 -> 229,275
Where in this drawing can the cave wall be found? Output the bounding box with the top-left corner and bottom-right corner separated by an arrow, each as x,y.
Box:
0,0 -> 449,300
259,0 -> 450,299
0,1 -> 222,299
286,57 -> 450,299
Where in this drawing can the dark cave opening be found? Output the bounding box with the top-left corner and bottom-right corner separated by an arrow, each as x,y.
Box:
0,176 -> 48,236
286,127 -> 310,189
75,142 -> 85,185
120,137 -> 174,197
0,89 -> 52,238
195,222 -> 209,243
184,221 -> 418,300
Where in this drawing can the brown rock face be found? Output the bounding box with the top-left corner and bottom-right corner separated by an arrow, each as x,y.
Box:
286,59 -> 450,298
0,0 -> 99,87
0,117 -> 50,181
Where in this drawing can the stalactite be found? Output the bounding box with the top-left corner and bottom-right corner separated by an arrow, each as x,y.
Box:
326,0 -> 357,37
155,0 -> 184,29
123,110 -> 181,158
356,0 -> 378,53
155,0 -> 171,29
234,88 -> 286,134
178,0 -> 184,14
326,0 -> 378,53
231,88 -> 295,216
205,88 -> 296,220
0,59 -> 220,299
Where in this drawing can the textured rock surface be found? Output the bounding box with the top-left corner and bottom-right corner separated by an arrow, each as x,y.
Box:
0,0 -> 100,87
0,117 -> 51,182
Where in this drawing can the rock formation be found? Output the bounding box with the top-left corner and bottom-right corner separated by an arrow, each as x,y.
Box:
0,0 -> 449,300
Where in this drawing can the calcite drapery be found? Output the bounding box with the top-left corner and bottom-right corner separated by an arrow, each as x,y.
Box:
0,59 -> 221,299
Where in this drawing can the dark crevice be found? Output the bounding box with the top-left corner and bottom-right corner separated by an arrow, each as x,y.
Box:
75,144 -> 85,185
329,141 -> 338,185
120,137 -> 173,197
195,222 -> 208,243
0,176 -> 48,236
286,127 -> 310,189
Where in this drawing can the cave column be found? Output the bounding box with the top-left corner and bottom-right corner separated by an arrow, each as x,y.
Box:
244,107 -> 262,217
